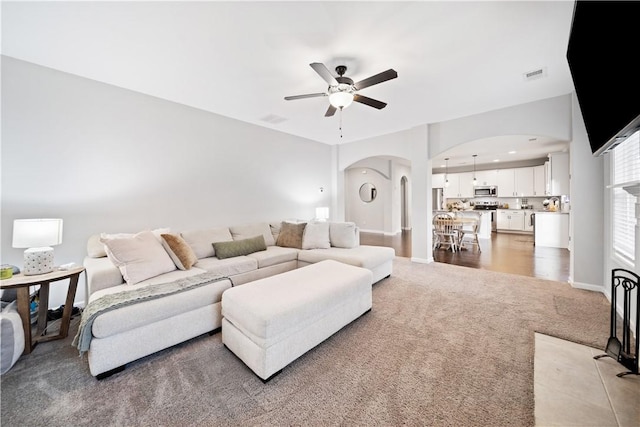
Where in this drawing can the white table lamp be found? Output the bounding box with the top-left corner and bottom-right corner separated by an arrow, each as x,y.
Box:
12,219 -> 63,275
315,207 -> 329,222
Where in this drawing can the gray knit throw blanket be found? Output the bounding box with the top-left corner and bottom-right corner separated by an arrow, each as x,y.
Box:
72,272 -> 229,354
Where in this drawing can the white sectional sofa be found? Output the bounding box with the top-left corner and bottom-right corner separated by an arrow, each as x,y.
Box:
80,220 -> 395,378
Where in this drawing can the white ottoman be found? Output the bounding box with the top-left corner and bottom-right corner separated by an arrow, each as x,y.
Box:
221,259 -> 373,381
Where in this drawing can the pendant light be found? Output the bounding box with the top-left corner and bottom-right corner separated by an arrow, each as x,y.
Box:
444,158 -> 450,187
472,154 -> 478,186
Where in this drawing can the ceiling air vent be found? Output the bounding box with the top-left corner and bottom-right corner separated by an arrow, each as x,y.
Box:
523,67 -> 547,81
260,114 -> 287,124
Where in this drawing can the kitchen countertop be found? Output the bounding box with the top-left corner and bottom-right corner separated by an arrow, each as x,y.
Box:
534,210 -> 569,214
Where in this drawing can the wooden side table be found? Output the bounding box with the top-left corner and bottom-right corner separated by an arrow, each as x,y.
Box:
0,266 -> 85,355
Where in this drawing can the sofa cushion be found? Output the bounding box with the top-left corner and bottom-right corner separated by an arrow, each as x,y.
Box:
101,231 -> 177,285
194,256 -> 258,277
276,222 -> 306,249
297,245 -> 395,270
229,223 -> 275,247
329,222 -> 358,248
160,233 -> 198,270
302,221 -> 331,249
89,270 -> 230,339
246,246 -> 299,268
213,235 -> 267,259
181,227 -> 232,259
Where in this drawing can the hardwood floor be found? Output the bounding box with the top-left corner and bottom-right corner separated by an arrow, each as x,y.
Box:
360,230 -> 570,282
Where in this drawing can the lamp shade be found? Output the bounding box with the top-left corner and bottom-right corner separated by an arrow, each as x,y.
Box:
12,219 -> 63,248
315,207 -> 330,221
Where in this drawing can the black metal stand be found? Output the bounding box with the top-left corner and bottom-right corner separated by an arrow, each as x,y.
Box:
594,268 -> 639,377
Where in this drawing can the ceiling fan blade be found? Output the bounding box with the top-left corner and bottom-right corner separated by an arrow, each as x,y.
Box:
353,69 -> 398,91
284,93 -> 327,101
353,94 -> 387,110
325,105 -> 337,117
310,63 -> 339,86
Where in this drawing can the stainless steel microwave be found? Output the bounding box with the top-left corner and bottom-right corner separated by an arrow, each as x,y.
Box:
474,186 -> 498,197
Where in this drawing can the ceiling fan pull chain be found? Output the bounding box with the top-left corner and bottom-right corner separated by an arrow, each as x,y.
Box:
339,107 -> 343,138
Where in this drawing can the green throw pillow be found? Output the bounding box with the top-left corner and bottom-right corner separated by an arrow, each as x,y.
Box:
212,235 -> 267,259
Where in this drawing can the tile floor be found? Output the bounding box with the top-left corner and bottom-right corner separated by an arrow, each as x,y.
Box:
534,333 -> 640,426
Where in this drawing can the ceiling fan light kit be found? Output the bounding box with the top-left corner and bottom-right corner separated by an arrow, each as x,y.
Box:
285,62 -> 397,117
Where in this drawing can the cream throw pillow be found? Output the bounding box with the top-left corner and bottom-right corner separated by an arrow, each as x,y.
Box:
302,221 -> 331,249
329,222 -> 358,248
101,231 -> 176,285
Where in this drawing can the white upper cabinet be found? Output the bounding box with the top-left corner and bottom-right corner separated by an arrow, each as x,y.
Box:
432,173 -> 445,188
442,172 -> 474,198
458,172 -> 475,198
533,165 -> 546,196
548,152 -> 570,196
474,169 -> 497,186
496,169 -> 516,197
496,167 -> 537,197
514,167 -> 534,197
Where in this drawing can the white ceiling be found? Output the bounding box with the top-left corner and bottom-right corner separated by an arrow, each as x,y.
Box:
1,1 -> 576,166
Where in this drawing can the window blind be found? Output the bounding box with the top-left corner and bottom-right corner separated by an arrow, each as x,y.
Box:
612,131 -> 640,262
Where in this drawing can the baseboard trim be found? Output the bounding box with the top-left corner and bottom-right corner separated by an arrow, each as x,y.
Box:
569,280 -> 605,293
411,257 -> 433,264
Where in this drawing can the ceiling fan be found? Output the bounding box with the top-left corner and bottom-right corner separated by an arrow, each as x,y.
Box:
284,62 -> 398,117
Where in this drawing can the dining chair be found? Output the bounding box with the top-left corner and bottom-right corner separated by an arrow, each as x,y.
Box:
458,212 -> 481,252
432,214 -> 460,252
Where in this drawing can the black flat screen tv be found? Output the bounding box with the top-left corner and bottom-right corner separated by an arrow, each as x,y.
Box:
566,1 -> 640,156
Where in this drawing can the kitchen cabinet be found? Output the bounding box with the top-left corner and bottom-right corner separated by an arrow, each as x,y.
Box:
496,168 -> 535,197
533,165 -> 546,196
496,169 -> 516,197
535,212 -> 569,248
443,172 -> 474,198
432,173 -> 445,188
474,170 -> 497,187
514,168 -> 534,197
497,209 -> 525,231
548,152 -> 570,196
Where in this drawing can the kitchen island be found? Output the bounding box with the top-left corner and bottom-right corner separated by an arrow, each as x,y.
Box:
534,211 -> 570,248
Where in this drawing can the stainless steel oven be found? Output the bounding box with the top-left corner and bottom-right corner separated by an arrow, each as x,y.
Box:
474,186 -> 498,197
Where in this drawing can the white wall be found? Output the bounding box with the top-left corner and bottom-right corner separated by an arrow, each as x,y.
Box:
1,57 -> 332,307
569,94 -> 605,290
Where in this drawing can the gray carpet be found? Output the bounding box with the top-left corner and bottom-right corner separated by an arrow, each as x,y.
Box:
0,258 -> 610,426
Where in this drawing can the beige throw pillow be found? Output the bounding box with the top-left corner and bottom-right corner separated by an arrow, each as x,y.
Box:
161,233 -> 198,270
276,222 -> 307,249
101,231 -> 176,285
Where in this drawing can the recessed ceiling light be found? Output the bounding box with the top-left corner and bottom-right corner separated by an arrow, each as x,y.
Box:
508,151 -> 517,154
440,164 -> 446,168
493,159 -> 500,162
